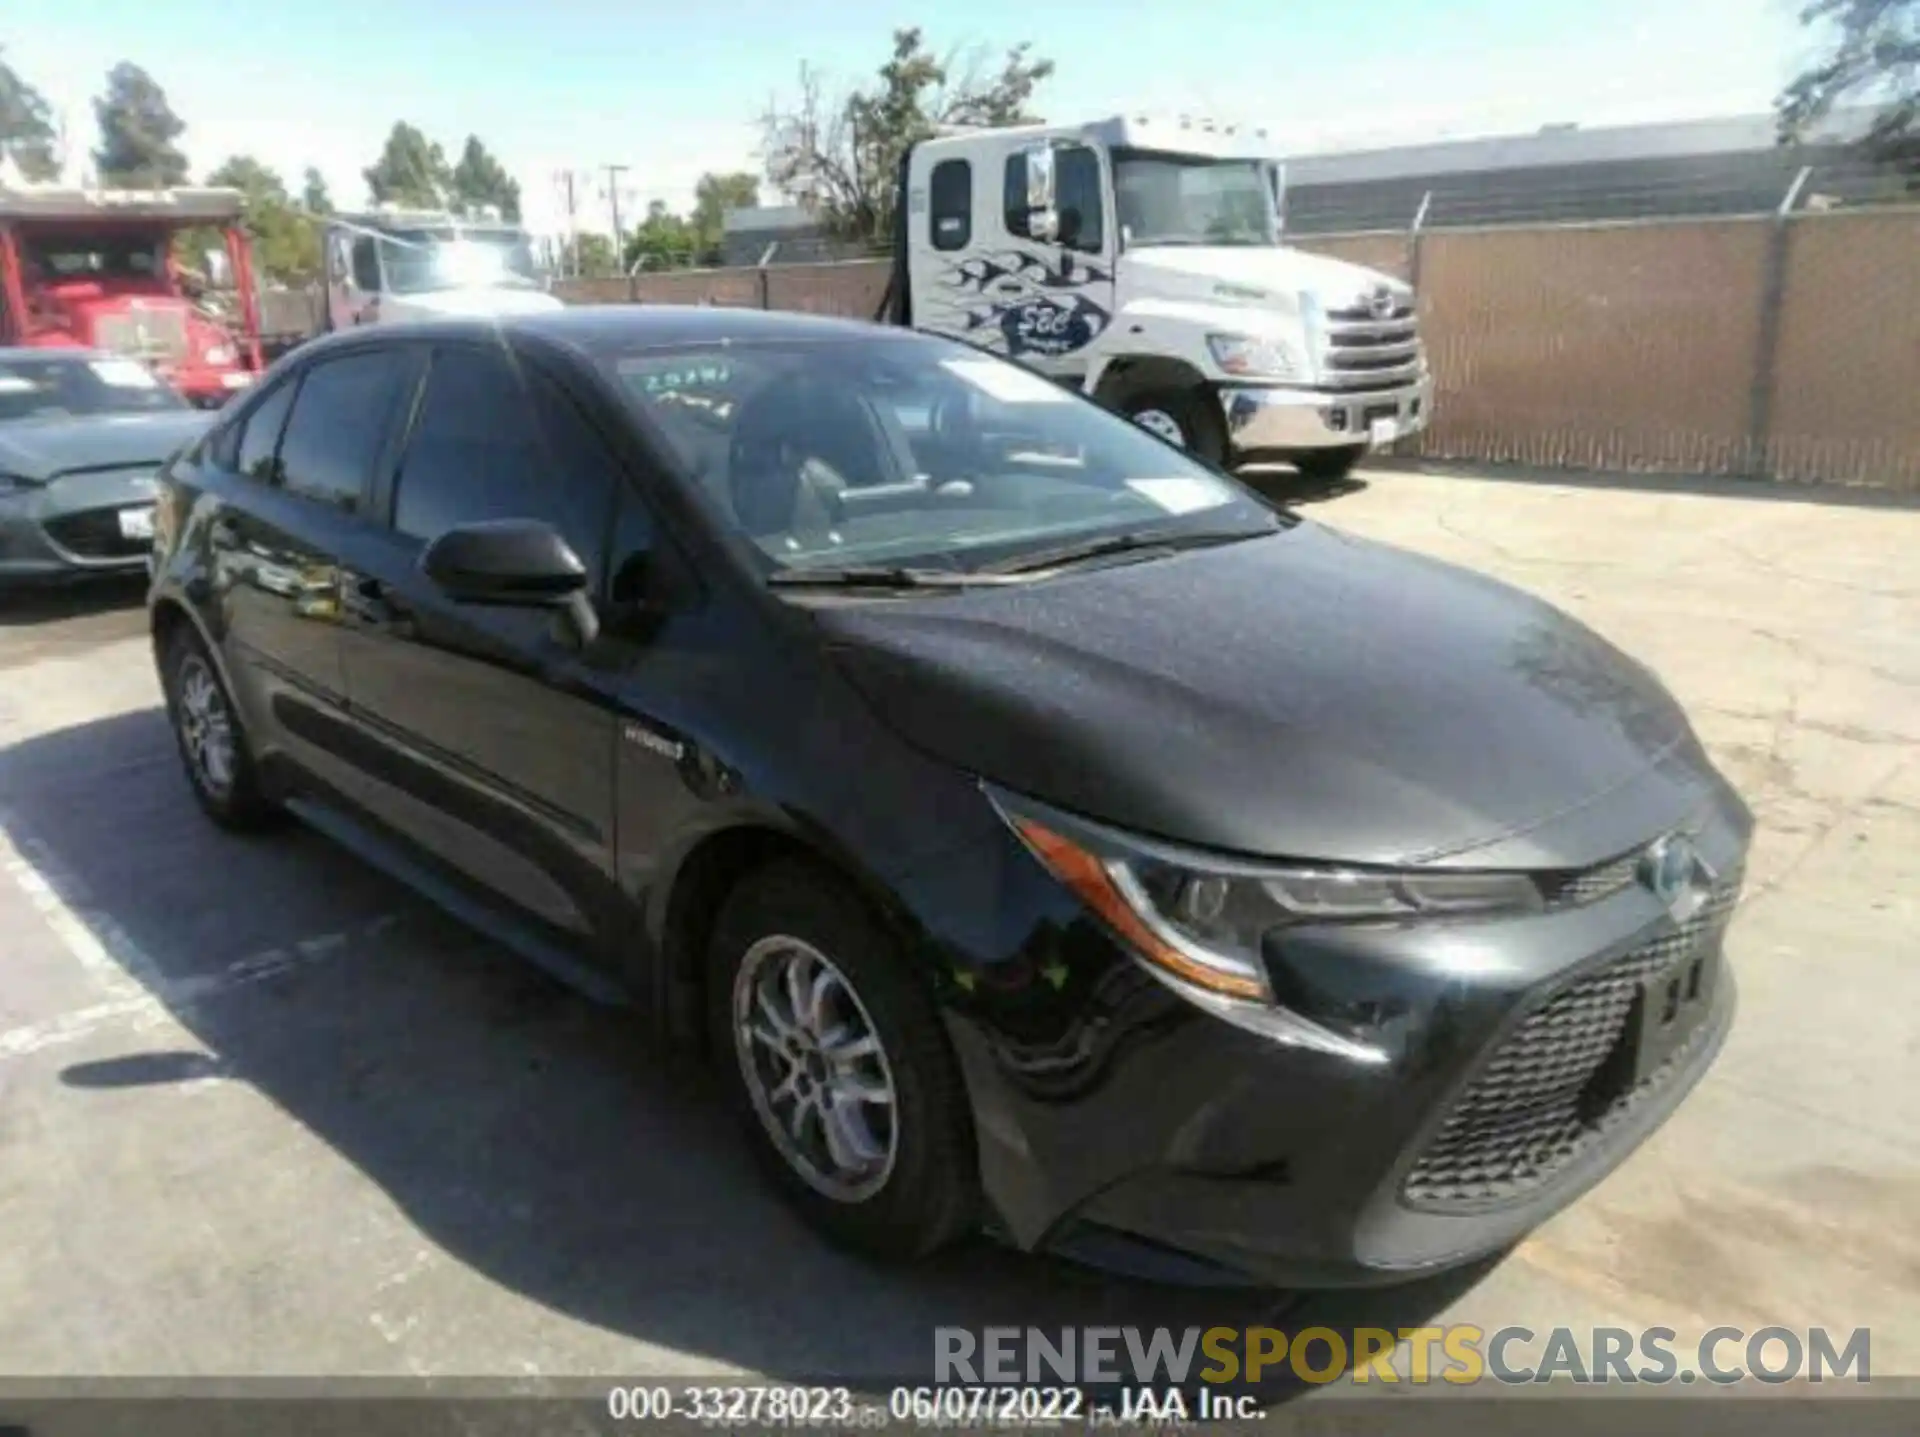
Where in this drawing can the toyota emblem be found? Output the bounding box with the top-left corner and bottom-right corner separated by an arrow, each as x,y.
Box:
1640,833 -> 1711,921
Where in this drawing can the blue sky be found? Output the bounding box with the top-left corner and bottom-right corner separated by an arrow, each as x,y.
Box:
8,0 -> 1812,233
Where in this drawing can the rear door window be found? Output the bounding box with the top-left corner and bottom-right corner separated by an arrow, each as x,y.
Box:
276,350 -> 410,510
230,375 -> 299,483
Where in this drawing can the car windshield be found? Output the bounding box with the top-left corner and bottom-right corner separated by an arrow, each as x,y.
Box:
602,335 -> 1283,578
379,229 -> 540,294
1113,150 -> 1280,248
0,355 -> 186,422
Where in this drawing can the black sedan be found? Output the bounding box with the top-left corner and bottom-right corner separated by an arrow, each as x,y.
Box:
146,309 -> 1749,1285
0,349 -> 212,585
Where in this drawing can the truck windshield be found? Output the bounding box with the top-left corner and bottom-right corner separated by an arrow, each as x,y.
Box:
600,335 -> 1282,580
21,232 -> 167,283
1112,151 -> 1279,248
378,229 -> 540,294
0,355 -> 187,422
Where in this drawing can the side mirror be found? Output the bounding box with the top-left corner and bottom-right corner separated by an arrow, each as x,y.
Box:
421,519 -> 587,605
422,519 -> 599,645
1020,142 -> 1059,243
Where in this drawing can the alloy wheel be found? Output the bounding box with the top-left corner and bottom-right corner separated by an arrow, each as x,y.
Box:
732,934 -> 899,1202
175,654 -> 237,798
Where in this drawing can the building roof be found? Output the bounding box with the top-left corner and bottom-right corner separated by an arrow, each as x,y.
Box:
1278,110 -> 1899,234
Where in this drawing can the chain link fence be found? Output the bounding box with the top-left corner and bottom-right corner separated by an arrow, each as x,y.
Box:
540,190 -> 1920,493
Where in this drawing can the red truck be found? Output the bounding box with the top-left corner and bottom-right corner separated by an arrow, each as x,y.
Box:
0,181 -> 264,407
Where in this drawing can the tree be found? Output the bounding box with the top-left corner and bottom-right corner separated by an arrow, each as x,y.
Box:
691,170 -> 760,246
205,154 -> 320,281
301,165 -> 333,215
570,231 -> 619,276
363,121 -> 450,208
1778,0 -> 1918,176
761,27 -> 1053,245
0,45 -> 61,181
93,62 -> 188,187
449,134 -> 521,221
624,200 -> 700,271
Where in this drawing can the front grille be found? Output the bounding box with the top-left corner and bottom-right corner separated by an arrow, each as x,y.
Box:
91,304 -> 191,363
42,508 -> 149,560
1402,874 -> 1741,1210
1322,294 -> 1424,394
1541,848 -> 1644,907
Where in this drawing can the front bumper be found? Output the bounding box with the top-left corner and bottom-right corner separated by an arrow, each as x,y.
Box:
1221,374 -> 1433,458
933,797 -> 1748,1287
0,474 -> 158,584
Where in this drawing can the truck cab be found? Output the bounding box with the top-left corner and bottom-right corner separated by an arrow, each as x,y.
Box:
323,208 -> 564,330
0,179 -> 262,408
892,114 -> 1430,476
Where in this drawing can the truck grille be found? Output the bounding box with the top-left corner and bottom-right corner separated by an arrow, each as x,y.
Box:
1401,874 -> 1741,1211
92,305 -> 191,364
1322,294 -> 1424,394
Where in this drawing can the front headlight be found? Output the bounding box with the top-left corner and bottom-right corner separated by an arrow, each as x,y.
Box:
1206,332 -> 1302,381
994,792 -> 1544,1060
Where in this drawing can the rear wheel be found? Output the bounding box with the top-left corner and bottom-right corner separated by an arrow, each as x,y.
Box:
160,625 -> 280,830
1292,445 -> 1368,482
1122,388 -> 1228,468
708,860 -> 977,1260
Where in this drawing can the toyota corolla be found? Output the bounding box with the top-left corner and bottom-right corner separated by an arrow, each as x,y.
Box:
147,308 -> 1749,1285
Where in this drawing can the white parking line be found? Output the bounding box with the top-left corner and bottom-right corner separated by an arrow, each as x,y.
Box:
0,912 -> 404,1062
0,816 -> 151,1002
0,806 -> 402,1061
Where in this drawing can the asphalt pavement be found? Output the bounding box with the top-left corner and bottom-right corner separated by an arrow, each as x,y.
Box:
0,467 -> 1914,1384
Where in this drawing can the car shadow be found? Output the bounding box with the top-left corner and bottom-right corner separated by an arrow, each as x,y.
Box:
1237,465 -> 1370,509
0,574 -> 148,627
3,706 -> 1499,1393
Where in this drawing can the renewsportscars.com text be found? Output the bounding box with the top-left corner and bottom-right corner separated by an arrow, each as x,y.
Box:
935,1324 -> 1872,1386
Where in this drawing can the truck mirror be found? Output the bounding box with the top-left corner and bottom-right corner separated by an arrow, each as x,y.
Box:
1020,143 -> 1059,241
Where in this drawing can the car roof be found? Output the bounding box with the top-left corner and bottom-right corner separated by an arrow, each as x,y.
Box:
311,305 -> 921,360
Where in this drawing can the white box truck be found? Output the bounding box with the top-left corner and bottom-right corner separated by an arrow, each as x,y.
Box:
884,114 -> 1430,478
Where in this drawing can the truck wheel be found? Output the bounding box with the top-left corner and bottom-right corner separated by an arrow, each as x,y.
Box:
1293,445 -> 1368,482
708,859 -> 979,1261
1123,390 -> 1227,468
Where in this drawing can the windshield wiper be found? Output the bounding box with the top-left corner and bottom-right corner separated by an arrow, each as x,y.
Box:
767,565 -> 1021,590
981,526 -> 1271,576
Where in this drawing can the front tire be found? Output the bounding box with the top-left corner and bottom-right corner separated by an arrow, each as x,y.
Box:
160,625 -> 280,831
708,860 -> 978,1260
1122,388 -> 1228,468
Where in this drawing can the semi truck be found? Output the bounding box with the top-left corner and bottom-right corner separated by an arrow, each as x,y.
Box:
884,114 -> 1430,477
0,174 -> 263,407
318,208 -> 564,331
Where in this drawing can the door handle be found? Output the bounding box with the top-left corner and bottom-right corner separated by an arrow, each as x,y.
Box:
342,574 -> 406,627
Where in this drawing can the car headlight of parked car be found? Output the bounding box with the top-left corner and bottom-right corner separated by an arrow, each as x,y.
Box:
991,788 -> 1545,1063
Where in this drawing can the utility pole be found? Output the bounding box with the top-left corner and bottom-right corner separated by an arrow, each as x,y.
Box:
603,164 -> 630,269
554,168 -> 581,277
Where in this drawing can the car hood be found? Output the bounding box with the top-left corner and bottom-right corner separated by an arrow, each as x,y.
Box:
819,522 -> 1715,869
0,410 -> 213,482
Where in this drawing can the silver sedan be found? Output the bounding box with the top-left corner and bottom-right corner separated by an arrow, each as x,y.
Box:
0,348 -> 212,586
